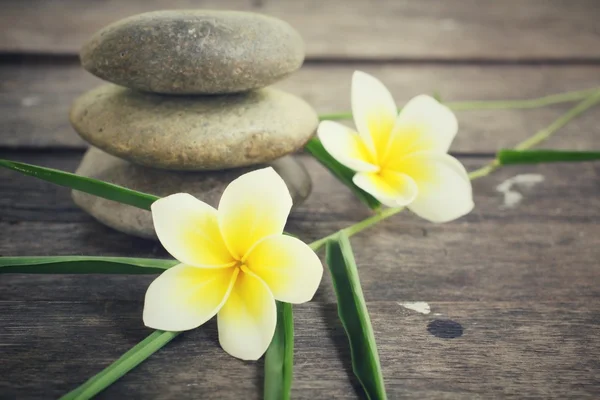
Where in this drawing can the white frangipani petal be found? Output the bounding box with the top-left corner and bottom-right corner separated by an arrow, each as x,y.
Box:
218,167 -> 292,260
351,71 -> 398,158
245,235 -> 323,303
217,268 -> 277,360
353,170 -> 418,208
317,120 -> 378,173
143,264 -> 237,331
151,193 -> 234,268
389,95 -> 458,156
401,152 -> 474,222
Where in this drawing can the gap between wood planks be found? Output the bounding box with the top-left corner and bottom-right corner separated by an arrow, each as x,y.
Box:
2,59 -> 600,152
4,53 -> 600,65
1,0 -> 599,60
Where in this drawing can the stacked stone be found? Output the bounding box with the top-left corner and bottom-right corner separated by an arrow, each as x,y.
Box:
69,10 -> 317,240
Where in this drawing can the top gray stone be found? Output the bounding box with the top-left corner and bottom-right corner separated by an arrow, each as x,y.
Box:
80,10 -> 305,94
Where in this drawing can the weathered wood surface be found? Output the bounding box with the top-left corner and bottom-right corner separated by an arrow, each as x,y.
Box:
2,62 -> 600,152
1,153 -> 600,302
1,153 -> 600,398
2,301 -> 599,399
2,0 -> 600,398
1,0 -> 600,60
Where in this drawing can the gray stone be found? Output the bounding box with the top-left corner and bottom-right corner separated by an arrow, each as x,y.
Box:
80,10 -> 304,94
72,147 -> 312,240
70,84 -> 318,170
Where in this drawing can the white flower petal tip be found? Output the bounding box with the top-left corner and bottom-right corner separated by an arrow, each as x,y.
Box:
405,153 -> 474,223
218,167 -> 293,259
352,70 -> 391,95
393,95 -> 459,153
351,70 -> 398,156
414,200 -> 474,224
317,120 -> 379,173
246,235 -> 324,304
403,95 -> 457,127
217,270 -> 277,360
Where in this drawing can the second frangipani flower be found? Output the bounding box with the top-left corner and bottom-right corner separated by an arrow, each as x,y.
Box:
143,168 -> 323,360
318,71 -> 474,222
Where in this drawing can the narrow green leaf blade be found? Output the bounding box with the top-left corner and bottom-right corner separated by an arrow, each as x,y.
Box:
61,330 -> 180,400
498,149 -> 600,165
0,159 -> 158,210
0,256 -> 177,274
304,138 -> 381,210
326,232 -> 387,400
264,302 -> 294,400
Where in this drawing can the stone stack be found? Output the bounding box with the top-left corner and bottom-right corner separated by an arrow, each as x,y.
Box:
69,10 -> 317,240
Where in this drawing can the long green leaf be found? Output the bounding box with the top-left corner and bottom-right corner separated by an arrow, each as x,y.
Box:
264,302 -> 294,400
304,138 -> 380,210
326,232 -> 386,400
0,159 -> 158,210
0,256 -> 177,274
498,149 -> 600,165
61,330 -> 180,400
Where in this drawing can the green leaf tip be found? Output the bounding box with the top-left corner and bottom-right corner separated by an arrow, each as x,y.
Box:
0,158 -> 158,210
60,330 -> 180,400
326,232 -> 387,400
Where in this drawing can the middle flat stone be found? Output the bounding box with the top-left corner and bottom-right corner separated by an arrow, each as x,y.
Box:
70,84 -> 318,170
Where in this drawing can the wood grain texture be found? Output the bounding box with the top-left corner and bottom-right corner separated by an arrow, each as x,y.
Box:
2,62 -> 600,151
1,149 -> 600,398
2,0 -> 600,397
2,152 -> 600,302
1,301 -> 599,399
1,0 -> 600,60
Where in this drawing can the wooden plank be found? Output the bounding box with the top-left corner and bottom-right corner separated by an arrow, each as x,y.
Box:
2,153 -> 599,304
1,0 -> 599,60
1,300 -> 599,398
2,62 -> 600,151
1,151 -> 600,397
3,152 -> 600,225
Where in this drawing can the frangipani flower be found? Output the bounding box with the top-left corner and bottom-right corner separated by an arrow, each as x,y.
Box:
318,71 -> 474,222
143,168 -> 323,360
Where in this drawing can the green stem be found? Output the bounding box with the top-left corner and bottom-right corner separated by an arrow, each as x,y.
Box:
61,331 -> 179,400
343,207 -> 405,237
447,87 -> 600,111
318,87 -> 600,121
467,160 -> 501,181
468,90 -> 600,180
309,207 -> 405,252
514,91 -> 600,150
318,111 -> 355,121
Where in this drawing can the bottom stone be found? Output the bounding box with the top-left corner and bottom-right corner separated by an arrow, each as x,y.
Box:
72,147 -> 312,240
